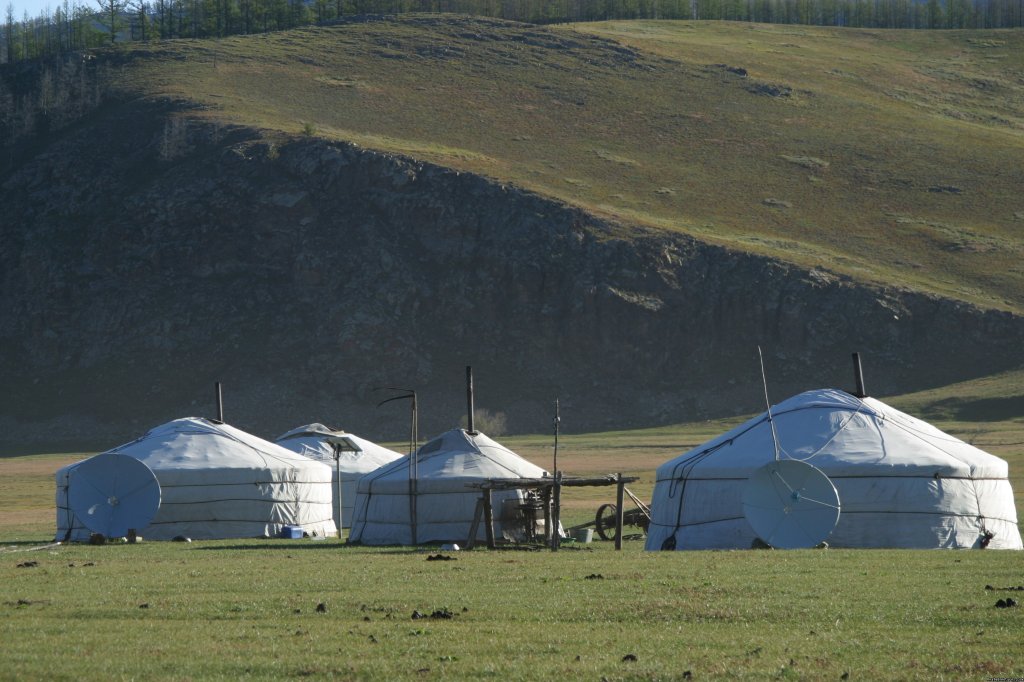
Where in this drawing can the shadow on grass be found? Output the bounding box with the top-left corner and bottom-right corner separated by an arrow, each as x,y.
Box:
193,542 -> 597,553
0,540 -> 62,549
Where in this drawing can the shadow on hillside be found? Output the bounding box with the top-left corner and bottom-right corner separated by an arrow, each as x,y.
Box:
921,396 -> 1024,422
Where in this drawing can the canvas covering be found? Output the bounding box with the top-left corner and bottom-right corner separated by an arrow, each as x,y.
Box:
646,389 -> 1022,550
275,423 -> 403,529
56,418 -> 336,541
348,428 -> 550,545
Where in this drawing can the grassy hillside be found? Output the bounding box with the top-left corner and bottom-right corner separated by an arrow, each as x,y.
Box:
109,16 -> 1024,313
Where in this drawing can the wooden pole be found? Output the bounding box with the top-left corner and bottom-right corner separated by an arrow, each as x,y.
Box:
410,392 -> 418,545
542,486 -> 552,545
552,399 -> 559,476
551,472 -> 562,552
615,472 -> 625,551
483,487 -> 496,549
335,451 -> 343,539
466,498 -> 484,549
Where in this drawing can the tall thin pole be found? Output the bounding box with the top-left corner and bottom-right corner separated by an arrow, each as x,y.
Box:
334,449 -> 343,538
551,470 -> 562,552
757,346 -> 781,461
552,399 -> 560,476
551,399 -> 561,552
376,388 -> 419,544
410,391 -> 418,546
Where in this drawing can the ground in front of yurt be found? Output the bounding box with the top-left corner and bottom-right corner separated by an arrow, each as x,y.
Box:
3,417 -> 1023,680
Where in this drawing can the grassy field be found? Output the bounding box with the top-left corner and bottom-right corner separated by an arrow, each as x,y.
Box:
109,17 -> 1024,313
3,381 -> 1022,680
3,539 -> 1022,680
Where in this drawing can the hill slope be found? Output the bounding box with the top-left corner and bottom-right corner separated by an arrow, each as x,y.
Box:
110,16 -> 1024,310
1,16 -> 1022,450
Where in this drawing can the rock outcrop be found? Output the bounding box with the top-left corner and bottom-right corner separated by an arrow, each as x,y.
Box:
1,98 -> 1021,451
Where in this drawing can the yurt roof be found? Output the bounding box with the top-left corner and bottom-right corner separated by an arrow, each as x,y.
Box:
275,423 -> 403,469
656,388 -> 1009,480
361,428 -> 548,488
64,417 -> 330,473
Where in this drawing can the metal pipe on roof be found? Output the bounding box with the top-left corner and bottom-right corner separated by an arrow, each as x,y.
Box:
852,352 -> 867,398
466,365 -> 476,434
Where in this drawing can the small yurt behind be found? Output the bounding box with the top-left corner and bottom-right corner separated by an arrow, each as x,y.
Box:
275,423 -> 403,529
348,428 -> 550,545
646,389 -> 1022,551
56,417 -> 336,541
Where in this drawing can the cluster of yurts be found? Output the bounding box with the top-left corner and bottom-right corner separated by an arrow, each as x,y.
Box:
56,380 -> 1023,550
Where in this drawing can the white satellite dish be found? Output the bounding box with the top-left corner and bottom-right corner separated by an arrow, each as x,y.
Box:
68,453 -> 161,538
742,459 -> 840,549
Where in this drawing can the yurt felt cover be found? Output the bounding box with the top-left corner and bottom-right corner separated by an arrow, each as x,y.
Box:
56,418 -> 336,541
646,389 -> 1022,550
348,429 -> 549,545
275,423 -> 403,529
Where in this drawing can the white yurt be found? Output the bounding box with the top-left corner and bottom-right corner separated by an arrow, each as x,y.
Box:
56,417 -> 337,541
348,428 -> 550,545
275,423 -> 403,529
646,389 -> 1022,551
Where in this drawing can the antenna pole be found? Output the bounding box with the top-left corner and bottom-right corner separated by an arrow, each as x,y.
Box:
552,399 -> 560,476
215,382 -> 224,422
375,388 -> 419,544
334,446 -> 343,539
466,365 -> 475,434
410,390 -> 418,545
852,352 -> 867,398
757,346 -> 781,461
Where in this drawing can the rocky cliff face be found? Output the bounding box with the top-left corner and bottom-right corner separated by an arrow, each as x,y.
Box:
2,97 -> 1021,452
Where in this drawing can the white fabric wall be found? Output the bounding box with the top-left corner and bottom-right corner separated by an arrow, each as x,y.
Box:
646,389 -> 1022,550
56,418 -> 336,541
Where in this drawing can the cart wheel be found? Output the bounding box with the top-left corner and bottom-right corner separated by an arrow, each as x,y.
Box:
595,503 -> 618,541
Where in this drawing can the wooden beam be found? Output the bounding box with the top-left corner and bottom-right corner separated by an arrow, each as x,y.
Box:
615,473 -> 625,551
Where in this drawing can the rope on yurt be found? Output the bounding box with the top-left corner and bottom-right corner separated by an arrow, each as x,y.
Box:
795,401 -> 870,463
968,475 -> 993,548
664,440 -> 734,537
874,407 -> 1006,548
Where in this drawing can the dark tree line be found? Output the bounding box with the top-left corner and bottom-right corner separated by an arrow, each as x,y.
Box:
2,0 -> 1022,65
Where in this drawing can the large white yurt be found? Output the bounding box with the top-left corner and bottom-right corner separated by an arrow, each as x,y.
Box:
56,417 -> 337,541
348,428 -> 550,545
646,389 -> 1022,551
275,423 -> 403,529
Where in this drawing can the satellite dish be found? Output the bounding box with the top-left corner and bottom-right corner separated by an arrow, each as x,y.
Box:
742,459 -> 840,549
68,453 -> 161,538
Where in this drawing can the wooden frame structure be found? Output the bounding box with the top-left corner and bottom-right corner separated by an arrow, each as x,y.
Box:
466,473 -> 639,551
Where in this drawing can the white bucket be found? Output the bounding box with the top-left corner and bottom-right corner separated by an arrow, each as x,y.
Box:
572,528 -> 593,544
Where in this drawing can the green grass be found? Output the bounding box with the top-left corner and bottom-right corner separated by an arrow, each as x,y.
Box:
105,17 -> 1024,313
3,537 -> 1023,679
3,391 -> 1023,680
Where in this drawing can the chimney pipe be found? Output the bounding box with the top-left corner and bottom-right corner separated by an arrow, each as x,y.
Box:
852,353 -> 867,398
215,382 -> 224,422
466,365 -> 475,434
